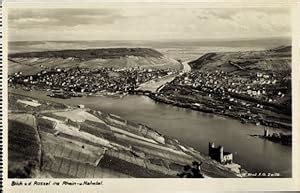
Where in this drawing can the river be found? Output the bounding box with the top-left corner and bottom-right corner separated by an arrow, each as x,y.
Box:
182,60 -> 192,72
137,60 -> 192,92
10,89 -> 292,177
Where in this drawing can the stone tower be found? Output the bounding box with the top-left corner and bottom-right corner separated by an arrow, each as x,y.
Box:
208,142 -> 215,157
264,128 -> 269,137
218,145 -> 224,162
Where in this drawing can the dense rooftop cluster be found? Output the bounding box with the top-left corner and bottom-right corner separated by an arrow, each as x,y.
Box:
156,70 -> 291,128
8,67 -> 174,94
173,70 -> 291,105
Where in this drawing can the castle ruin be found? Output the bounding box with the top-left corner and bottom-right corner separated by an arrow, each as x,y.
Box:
208,142 -> 233,164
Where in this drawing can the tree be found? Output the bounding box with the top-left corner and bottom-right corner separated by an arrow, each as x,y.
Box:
177,161 -> 204,178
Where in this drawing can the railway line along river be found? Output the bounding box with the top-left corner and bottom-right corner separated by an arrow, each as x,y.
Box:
10,88 -> 292,177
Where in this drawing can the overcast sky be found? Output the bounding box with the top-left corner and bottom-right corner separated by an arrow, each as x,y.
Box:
8,7 -> 291,41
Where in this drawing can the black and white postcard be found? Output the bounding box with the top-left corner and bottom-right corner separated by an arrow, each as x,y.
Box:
1,0 -> 300,192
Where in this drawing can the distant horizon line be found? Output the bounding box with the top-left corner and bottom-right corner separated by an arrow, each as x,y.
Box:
9,36 -> 291,43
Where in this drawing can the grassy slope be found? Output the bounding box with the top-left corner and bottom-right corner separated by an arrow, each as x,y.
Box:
8,48 -> 181,75
8,93 -> 238,178
8,118 -> 40,178
9,48 -> 164,59
189,45 -> 291,74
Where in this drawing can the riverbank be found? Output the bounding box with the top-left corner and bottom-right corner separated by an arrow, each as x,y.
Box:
147,91 -> 291,130
8,92 -> 245,178
251,129 -> 292,146
10,85 -> 292,130
8,88 -> 292,177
